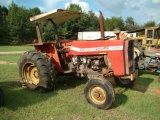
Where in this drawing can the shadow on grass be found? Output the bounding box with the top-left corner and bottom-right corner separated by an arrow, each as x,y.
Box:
57,76 -> 130,109
0,76 -> 87,111
55,76 -> 87,91
132,77 -> 154,93
1,71 -> 155,111
111,88 -> 128,109
0,81 -> 57,111
132,70 -> 156,93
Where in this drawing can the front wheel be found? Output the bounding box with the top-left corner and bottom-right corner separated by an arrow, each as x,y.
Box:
0,87 -> 4,106
84,79 -> 115,109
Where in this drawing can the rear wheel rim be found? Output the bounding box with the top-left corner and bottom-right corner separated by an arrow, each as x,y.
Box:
89,85 -> 106,105
23,62 -> 40,85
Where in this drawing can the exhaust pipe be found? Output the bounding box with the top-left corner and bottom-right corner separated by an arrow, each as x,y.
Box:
99,11 -> 105,40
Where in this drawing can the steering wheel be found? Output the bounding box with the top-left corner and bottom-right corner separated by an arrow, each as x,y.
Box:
105,36 -> 115,40
96,35 -> 115,40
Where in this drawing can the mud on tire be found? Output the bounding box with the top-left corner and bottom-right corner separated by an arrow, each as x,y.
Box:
18,50 -> 56,92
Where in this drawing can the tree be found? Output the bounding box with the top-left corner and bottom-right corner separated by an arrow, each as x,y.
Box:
57,4 -> 83,39
27,7 -> 41,42
58,4 -> 99,39
66,4 -> 82,12
31,4 -> 84,42
104,16 -> 125,31
144,21 -> 156,27
83,11 -> 99,31
6,2 -> 41,45
125,17 -> 139,31
40,21 -> 55,42
0,5 -> 9,45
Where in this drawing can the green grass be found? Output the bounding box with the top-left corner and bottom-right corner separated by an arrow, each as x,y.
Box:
0,54 -> 21,63
0,46 -> 33,52
0,46 -> 34,63
0,46 -> 160,120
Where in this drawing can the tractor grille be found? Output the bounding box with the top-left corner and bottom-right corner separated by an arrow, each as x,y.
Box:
128,40 -> 135,73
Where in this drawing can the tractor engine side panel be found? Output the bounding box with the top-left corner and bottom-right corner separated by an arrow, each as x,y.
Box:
69,40 -> 126,76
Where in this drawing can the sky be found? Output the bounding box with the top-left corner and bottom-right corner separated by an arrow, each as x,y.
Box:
0,0 -> 160,25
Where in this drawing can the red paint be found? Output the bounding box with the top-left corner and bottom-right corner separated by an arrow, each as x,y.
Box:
32,39 -> 131,76
69,40 -> 126,76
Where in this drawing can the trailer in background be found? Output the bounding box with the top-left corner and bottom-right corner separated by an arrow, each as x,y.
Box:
78,31 -> 137,40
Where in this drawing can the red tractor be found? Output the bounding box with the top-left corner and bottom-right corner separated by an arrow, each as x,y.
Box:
18,9 -> 138,109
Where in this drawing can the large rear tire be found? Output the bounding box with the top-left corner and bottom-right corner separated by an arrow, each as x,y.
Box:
84,79 -> 115,109
18,50 -> 56,91
0,87 -> 4,106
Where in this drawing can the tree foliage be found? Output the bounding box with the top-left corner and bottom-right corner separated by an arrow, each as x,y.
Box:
125,17 -> 140,31
6,2 -> 40,45
40,21 -> 55,42
66,4 -> 82,12
0,2 -> 159,45
0,5 -> 8,45
144,21 -> 156,27
83,11 -> 99,31
104,16 -> 125,31
57,4 -> 99,40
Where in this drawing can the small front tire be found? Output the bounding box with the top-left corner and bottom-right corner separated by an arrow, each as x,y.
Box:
84,79 -> 115,109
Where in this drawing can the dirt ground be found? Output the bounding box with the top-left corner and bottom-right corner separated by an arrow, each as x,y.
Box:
0,61 -> 17,64
0,51 -> 25,54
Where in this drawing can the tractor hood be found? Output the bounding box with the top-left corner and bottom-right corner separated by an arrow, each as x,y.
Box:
30,9 -> 82,24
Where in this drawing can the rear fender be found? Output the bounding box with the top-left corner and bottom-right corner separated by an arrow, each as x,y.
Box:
34,43 -> 63,72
